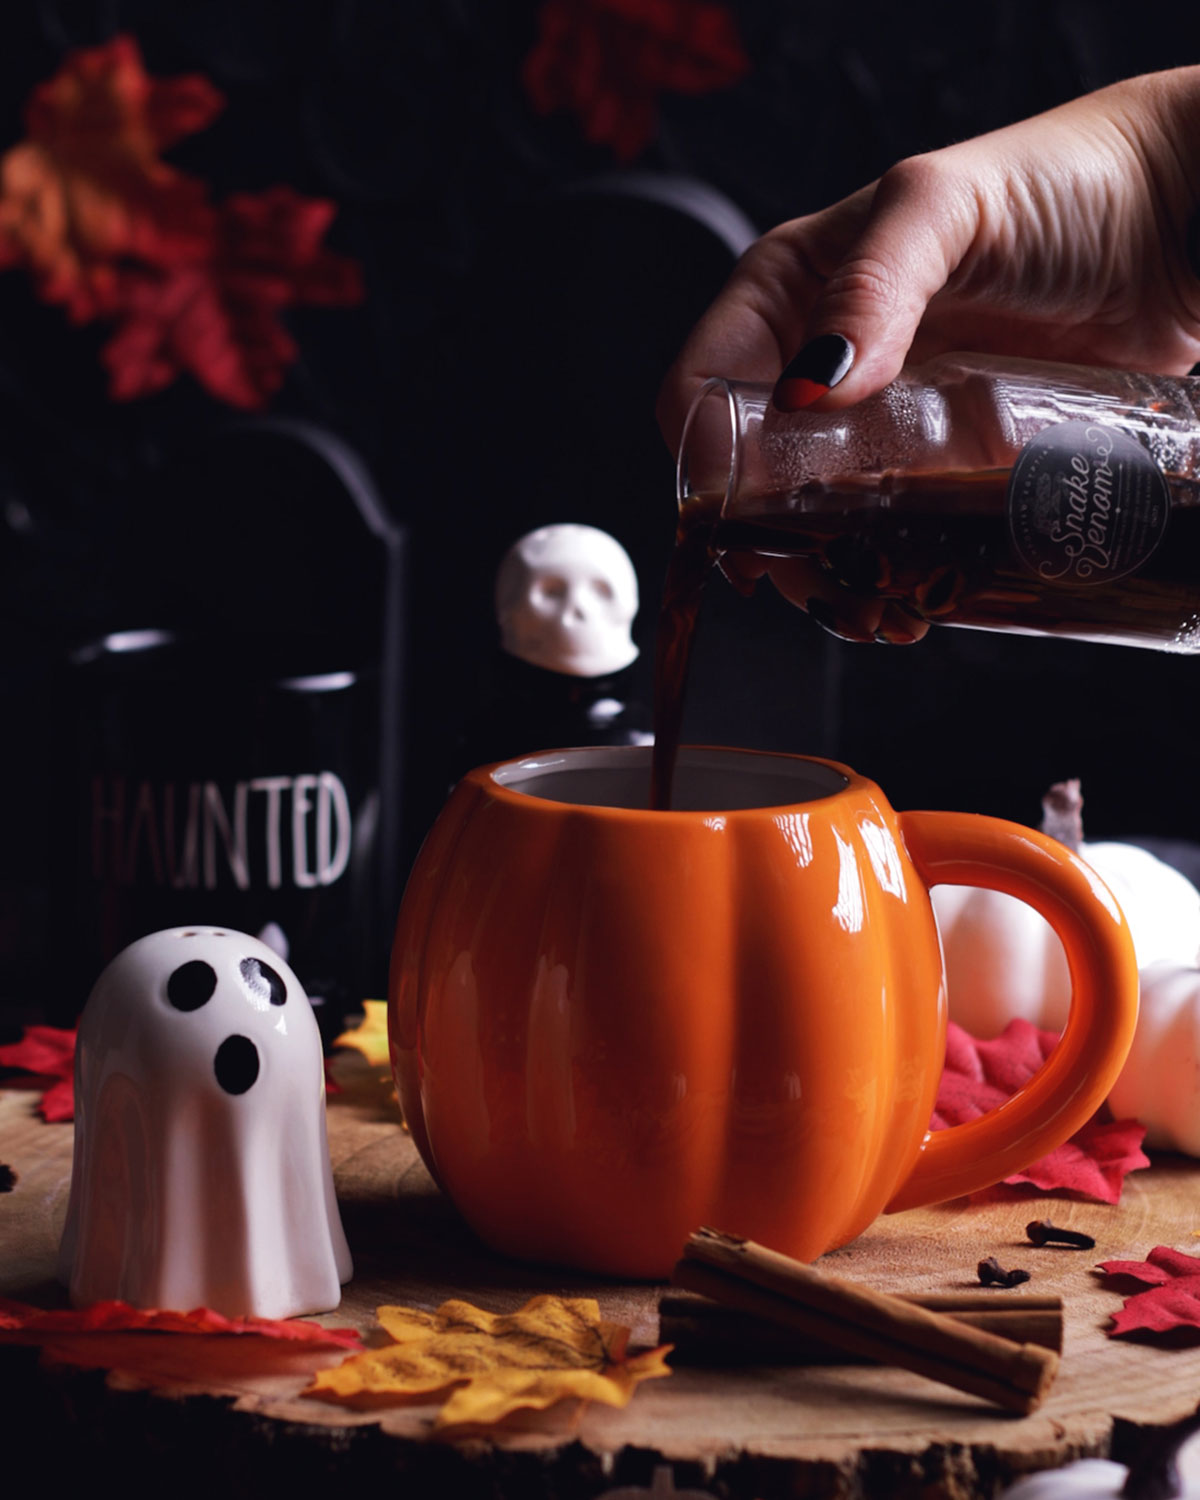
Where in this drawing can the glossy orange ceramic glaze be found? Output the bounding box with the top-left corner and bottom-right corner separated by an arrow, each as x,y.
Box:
389,747 -> 1138,1278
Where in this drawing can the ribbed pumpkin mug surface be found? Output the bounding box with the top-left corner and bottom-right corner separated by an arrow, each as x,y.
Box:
389,746 -> 1137,1278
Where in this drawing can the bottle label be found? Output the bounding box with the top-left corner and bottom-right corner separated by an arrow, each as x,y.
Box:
1007,420 -> 1169,587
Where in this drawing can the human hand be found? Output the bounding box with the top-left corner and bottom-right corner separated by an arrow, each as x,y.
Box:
657,68 -> 1200,640
659,67 -> 1200,448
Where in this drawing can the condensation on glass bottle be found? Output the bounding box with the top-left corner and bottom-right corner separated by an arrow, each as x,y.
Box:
676,353 -> 1200,651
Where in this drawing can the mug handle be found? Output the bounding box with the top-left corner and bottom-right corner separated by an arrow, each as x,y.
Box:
886,809 -> 1139,1212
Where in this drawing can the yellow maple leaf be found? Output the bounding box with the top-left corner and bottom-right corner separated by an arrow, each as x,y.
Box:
305,1294 -> 672,1432
333,999 -> 390,1068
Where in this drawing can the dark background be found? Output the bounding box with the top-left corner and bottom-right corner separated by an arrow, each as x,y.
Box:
3,0 -> 1200,1025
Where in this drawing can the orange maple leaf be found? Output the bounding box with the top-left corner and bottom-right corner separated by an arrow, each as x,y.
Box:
0,37 -> 362,408
0,36 -> 220,320
305,1294 -> 672,1433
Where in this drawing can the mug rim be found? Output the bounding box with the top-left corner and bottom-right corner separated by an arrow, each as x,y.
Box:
476,744 -> 857,816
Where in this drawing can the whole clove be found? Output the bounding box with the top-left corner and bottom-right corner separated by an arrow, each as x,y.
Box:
978,1256 -> 1031,1288
1025,1219 -> 1095,1250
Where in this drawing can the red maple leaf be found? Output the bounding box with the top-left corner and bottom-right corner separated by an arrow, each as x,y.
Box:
0,1296 -> 361,1383
323,1057 -> 342,1096
0,1021 -> 346,1117
0,1296 -> 360,1346
0,1290 -> 358,1350
931,1020 -> 1149,1204
523,0 -> 749,161
101,186 -> 363,409
1096,1247 -> 1200,1338
0,1025 -> 77,1121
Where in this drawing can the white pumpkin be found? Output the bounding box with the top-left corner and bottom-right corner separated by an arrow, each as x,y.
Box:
932,781 -> 1200,1038
997,1459 -> 1134,1500
1107,962 -> 1200,1154
998,1456 -> 1199,1500
998,1405 -> 1200,1499
932,880 -> 1073,1037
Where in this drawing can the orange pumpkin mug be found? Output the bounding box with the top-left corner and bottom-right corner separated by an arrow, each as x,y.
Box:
389,746 -> 1138,1278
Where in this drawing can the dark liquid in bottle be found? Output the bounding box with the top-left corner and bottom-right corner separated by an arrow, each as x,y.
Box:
651,467 -> 1200,809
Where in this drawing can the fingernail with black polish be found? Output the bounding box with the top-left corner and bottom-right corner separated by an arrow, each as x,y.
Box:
773,333 -> 855,412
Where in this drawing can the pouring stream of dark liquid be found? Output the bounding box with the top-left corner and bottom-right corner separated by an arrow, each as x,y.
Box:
649,497 -> 721,810
651,462 -> 1200,810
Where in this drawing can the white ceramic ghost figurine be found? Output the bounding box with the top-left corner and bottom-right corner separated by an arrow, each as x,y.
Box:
58,926 -> 352,1319
495,523 -> 639,678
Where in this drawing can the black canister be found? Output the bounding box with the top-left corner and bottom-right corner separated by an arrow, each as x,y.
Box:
60,629 -> 382,1036
52,419 -> 406,1031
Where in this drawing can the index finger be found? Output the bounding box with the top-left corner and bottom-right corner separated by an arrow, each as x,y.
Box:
655,185 -> 877,453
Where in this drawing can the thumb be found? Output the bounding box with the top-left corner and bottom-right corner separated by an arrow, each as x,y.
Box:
774,158 -> 980,412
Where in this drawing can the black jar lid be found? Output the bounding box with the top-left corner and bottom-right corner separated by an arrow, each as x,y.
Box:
67,625 -> 376,686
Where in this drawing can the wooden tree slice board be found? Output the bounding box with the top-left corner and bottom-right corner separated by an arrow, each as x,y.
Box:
5,1056 -> 1200,1499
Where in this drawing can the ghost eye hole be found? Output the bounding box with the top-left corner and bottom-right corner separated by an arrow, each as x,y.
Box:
167,960 -> 217,1011
591,579 -> 615,601
534,577 -> 568,602
239,956 -> 287,1007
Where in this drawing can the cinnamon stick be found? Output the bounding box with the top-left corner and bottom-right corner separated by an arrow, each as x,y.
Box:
672,1228 -> 1059,1414
659,1289 -> 1063,1365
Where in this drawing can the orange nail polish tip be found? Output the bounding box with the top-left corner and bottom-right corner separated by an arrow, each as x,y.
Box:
773,334 -> 855,412
773,376 -> 829,411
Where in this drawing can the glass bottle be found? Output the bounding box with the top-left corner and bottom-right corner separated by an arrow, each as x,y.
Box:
675,352 -> 1200,651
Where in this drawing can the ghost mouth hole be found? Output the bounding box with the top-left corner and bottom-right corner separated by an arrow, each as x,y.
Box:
214,1035 -> 260,1095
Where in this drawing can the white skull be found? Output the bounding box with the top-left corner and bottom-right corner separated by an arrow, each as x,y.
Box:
58,926 -> 352,1319
495,524 -> 639,677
